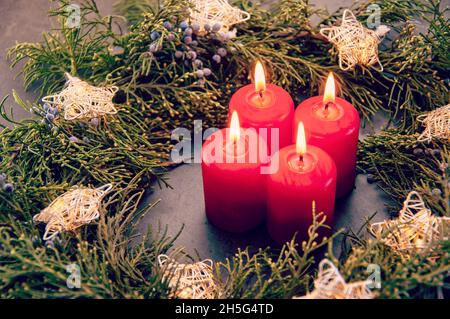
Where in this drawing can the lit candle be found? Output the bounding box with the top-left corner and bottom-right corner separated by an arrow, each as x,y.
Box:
228,61 -> 295,155
201,111 -> 268,232
294,72 -> 360,198
267,122 -> 337,244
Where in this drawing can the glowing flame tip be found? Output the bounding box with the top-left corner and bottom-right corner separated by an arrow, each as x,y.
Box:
229,111 -> 240,143
254,61 -> 266,93
323,72 -> 336,104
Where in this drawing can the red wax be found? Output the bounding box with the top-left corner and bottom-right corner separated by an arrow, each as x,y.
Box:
228,83 -> 294,155
201,128 -> 268,232
294,96 -> 359,198
267,145 -> 337,244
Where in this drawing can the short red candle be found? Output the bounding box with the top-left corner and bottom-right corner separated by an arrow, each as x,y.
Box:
201,113 -> 268,232
267,123 -> 337,244
228,62 -> 294,154
294,73 -> 359,198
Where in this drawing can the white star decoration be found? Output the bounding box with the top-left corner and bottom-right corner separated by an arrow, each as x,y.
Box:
33,184 -> 112,240
417,104 -> 450,143
42,73 -> 118,122
370,191 -> 450,258
158,254 -> 219,299
293,259 -> 375,299
189,0 -> 250,34
320,10 -> 390,71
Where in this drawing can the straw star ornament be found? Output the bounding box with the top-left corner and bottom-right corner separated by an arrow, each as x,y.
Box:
33,184 -> 113,240
293,259 -> 375,299
370,191 -> 450,258
417,104 -> 450,143
188,0 -> 250,34
320,10 -> 390,71
158,254 -> 220,299
42,73 -> 118,122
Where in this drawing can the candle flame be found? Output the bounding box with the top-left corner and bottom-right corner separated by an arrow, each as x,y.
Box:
296,122 -> 307,156
229,111 -> 240,143
323,72 -> 336,104
254,61 -> 266,93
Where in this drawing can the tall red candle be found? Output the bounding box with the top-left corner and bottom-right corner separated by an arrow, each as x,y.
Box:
228,61 -> 294,155
201,112 -> 268,232
294,73 -> 359,198
267,122 -> 337,244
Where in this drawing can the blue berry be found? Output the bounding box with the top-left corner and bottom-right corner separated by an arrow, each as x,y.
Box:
46,113 -> 55,122
175,51 -> 183,59
186,51 -> 197,60
432,188 -> 442,197
83,137 -> 90,143
3,183 -> 14,193
212,23 -> 222,32
149,42 -> 160,53
203,68 -> 212,77
90,118 -> 99,127
43,103 -> 50,112
150,31 -> 160,41
69,136 -> 79,143
191,23 -> 200,33
184,28 -> 193,36
196,70 -> 204,78
167,33 -> 175,41
204,24 -> 211,32
163,21 -> 173,30
49,106 -> 58,115
184,36 -> 193,45
217,48 -> 227,57
221,33 -> 231,41
190,40 -> 198,47
180,21 -> 189,30
212,54 -> 221,63
193,59 -> 203,67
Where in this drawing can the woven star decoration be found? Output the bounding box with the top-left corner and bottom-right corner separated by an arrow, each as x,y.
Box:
189,0 -> 250,34
417,104 -> 450,143
33,184 -> 113,240
320,10 -> 390,71
370,191 -> 450,258
158,254 -> 220,299
42,73 -> 118,122
293,259 -> 375,299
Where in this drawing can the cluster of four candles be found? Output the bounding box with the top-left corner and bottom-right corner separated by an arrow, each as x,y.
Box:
201,62 -> 359,244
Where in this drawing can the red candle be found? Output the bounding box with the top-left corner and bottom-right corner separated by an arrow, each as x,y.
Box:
267,122 -> 337,244
294,73 -> 359,198
201,111 -> 268,232
228,61 -> 294,155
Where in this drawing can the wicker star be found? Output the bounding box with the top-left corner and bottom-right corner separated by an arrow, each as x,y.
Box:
293,259 -> 375,299
320,10 -> 389,71
42,73 -> 118,122
370,191 -> 450,258
188,0 -> 250,34
33,184 -> 113,240
158,254 -> 220,299
417,104 -> 450,143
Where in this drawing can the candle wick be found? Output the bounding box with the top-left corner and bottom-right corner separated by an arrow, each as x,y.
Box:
323,102 -> 332,118
298,154 -> 304,165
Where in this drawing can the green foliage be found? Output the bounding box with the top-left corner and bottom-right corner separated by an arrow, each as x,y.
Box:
358,129 -> 449,216
7,0 -> 123,97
